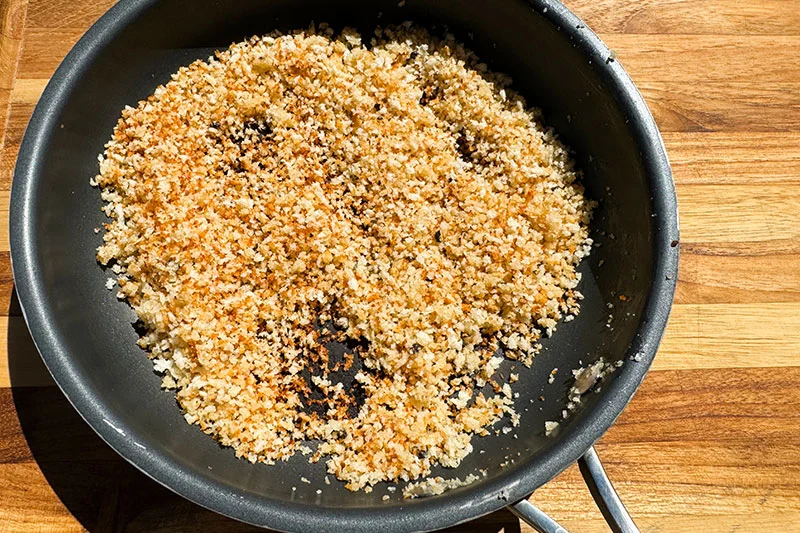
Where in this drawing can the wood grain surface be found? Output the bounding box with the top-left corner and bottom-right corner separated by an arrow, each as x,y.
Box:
1,1 -> 799,532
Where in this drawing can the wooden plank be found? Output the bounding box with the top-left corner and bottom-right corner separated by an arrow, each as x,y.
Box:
4,92 -> 799,188
657,303 -> 800,370
1,316 -> 51,388
8,82 -> 800,138
24,0 -> 112,30
3,299 -> 800,390
0,387 -> 126,465
1,83 -> 41,190
0,100 -> 33,189
566,0 -> 800,35
0,0 -> 28,160
9,77 -> 44,104
16,29 -> 85,80
676,251 -> 800,304
681,239 -> 800,257
0,385 -> 28,464
8,86 -> 799,178
3,166 -> 789,317
605,367 -> 800,444
2,131 -> 798,254
24,0 -> 800,39
602,35 -> 800,85
0,190 -> 9,250
8,82 -> 795,141
0,254 -> 15,315
8,80 -> 800,137
15,22 -> 800,87
522,513 -> 800,533
0,463 -> 84,533
2,298 -> 799,387
534,450 -> 800,532
677,184 -> 800,245
665,132 -> 800,185
641,82 -> 800,133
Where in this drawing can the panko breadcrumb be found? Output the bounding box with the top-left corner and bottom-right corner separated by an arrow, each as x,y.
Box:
94,24 -> 593,491
402,473 -> 483,499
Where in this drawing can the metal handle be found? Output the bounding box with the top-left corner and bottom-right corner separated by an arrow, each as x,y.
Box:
507,445 -> 639,533
578,446 -> 639,533
508,498 -> 568,533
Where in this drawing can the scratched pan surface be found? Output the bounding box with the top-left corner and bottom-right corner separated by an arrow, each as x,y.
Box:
9,0 -> 679,531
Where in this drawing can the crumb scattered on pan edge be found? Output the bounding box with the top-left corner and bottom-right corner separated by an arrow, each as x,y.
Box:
403,471 -> 486,499
544,357 -> 623,437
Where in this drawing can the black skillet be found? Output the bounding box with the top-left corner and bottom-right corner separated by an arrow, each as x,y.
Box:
9,0 -> 679,531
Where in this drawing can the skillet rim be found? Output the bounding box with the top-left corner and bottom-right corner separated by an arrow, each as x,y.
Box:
9,0 -> 680,531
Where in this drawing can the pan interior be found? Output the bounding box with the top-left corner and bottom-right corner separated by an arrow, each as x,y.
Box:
16,0 -> 669,525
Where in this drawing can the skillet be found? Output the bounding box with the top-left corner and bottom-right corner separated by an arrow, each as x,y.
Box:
9,0 -> 679,531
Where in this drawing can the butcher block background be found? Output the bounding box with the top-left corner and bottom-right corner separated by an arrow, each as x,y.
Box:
1,0 -> 799,531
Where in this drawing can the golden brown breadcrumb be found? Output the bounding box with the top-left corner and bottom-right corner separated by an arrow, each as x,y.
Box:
94,24 -> 593,491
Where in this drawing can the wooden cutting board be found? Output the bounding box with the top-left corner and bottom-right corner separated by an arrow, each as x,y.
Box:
1,1 -> 798,531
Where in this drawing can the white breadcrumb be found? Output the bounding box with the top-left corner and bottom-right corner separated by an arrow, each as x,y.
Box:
403,473 -> 482,498
95,25 -> 592,492
567,357 -> 621,406
105,278 -> 115,290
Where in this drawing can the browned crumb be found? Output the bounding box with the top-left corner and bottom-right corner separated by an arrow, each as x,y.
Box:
94,25 -> 592,491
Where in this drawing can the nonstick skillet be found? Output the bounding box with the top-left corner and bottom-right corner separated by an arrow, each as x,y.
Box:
9,0 -> 679,531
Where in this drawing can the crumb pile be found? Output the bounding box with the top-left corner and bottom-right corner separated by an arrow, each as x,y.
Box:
95,25 -> 593,491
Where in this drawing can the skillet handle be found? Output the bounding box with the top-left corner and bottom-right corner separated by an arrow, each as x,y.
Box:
508,498 -> 568,533
507,445 -> 639,533
578,446 -> 639,533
